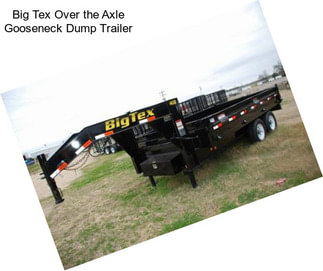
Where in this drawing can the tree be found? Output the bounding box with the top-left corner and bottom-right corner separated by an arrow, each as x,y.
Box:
273,61 -> 286,77
258,70 -> 269,81
272,72 -> 279,78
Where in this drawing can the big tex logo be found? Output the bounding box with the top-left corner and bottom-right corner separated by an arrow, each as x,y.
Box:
105,109 -> 155,131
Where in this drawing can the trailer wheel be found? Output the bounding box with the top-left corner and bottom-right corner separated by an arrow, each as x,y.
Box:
110,146 -> 116,154
248,119 -> 266,142
262,111 -> 277,132
104,146 -> 111,155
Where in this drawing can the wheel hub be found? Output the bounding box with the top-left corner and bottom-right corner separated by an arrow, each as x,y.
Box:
257,123 -> 265,140
268,115 -> 276,130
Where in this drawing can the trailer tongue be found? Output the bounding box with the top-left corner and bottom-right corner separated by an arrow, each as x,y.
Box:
38,85 -> 282,204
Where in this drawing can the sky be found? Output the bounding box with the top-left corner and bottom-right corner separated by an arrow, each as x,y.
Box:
1,1 -> 281,153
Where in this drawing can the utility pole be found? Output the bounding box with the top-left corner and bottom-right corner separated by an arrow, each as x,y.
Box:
159,90 -> 167,101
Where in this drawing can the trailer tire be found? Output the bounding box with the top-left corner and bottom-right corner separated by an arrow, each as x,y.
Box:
104,146 -> 111,155
110,145 -> 116,154
248,119 -> 266,142
262,111 -> 277,132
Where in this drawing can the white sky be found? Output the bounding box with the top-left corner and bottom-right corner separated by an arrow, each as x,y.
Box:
1,1 -> 280,152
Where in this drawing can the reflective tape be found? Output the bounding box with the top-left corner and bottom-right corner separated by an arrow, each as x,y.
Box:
50,169 -> 60,179
75,146 -> 85,155
139,116 -> 156,124
50,161 -> 68,178
147,116 -> 156,122
229,115 -> 237,122
95,131 -> 114,140
58,161 -> 68,171
240,109 -> 248,115
95,134 -> 105,140
139,119 -> 148,124
213,122 -> 223,130
75,140 -> 92,155
175,119 -> 186,136
83,140 -> 92,148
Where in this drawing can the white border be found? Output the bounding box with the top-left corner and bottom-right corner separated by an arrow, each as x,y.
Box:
0,1 -> 322,271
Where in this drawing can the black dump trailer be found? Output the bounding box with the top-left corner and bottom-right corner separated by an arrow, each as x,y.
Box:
92,137 -> 121,155
38,86 -> 282,204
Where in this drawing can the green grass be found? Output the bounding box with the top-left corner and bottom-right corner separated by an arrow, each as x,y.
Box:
71,152 -> 133,189
78,223 -> 100,241
27,161 -> 41,174
238,189 -> 259,204
39,90 -> 322,269
281,100 -> 290,106
220,201 -> 238,213
211,157 -> 241,178
155,176 -> 173,196
160,213 -> 202,234
264,170 -> 308,188
115,189 -> 141,203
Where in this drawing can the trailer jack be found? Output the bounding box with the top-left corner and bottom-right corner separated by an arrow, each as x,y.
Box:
184,170 -> 198,188
149,176 -> 156,187
37,154 -> 64,204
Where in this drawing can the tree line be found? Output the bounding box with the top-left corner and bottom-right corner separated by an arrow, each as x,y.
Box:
258,61 -> 286,81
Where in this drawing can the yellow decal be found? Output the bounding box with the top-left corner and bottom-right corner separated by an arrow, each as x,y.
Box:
169,99 -> 177,105
105,109 -> 155,131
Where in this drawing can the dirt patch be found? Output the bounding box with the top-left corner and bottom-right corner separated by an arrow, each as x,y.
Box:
31,153 -> 105,199
274,90 -> 303,126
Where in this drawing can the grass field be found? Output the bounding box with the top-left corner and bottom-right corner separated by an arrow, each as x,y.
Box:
39,89 -> 321,269
27,160 -> 40,175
